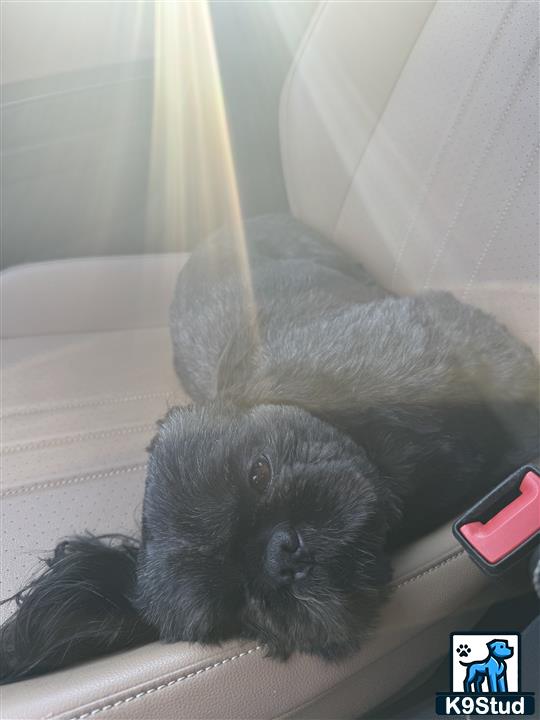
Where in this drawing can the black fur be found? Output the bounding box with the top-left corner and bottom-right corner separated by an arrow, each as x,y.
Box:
135,401 -> 393,660
0,535 -> 156,684
2,215 -> 538,682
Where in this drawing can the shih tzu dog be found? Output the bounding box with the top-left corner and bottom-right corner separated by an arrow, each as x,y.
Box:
1,215 -> 538,683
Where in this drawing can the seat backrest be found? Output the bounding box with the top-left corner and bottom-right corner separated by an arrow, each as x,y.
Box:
280,0 -> 539,355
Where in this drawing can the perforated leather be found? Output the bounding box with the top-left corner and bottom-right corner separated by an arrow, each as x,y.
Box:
1,326 -> 186,620
1,261 -> 186,622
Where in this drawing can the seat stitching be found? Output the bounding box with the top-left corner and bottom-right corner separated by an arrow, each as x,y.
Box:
333,1 -> 437,241
62,647 -> 263,720
280,0 -> 329,217
393,549 -> 465,589
1,391 -> 178,419
1,73 -> 153,110
462,141 -> 539,301
423,42 -> 539,290
1,463 -> 147,497
53,553 -> 467,720
2,423 -> 156,455
390,0 -> 517,290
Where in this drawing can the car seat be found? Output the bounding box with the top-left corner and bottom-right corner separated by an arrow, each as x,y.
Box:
1,1 -> 538,717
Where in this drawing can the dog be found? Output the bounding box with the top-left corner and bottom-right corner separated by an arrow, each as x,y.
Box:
1,215 -> 538,683
461,639 -> 514,692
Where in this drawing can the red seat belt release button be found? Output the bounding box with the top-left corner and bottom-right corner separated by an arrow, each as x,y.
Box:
459,471 -> 540,564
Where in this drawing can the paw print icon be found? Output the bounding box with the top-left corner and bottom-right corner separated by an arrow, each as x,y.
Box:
456,643 -> 471,658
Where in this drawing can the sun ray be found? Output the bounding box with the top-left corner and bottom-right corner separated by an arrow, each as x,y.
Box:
150,1 -> 257,332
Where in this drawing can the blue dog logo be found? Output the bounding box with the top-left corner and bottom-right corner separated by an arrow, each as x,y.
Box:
436,632 -> 535,715
459,639 -> 514,693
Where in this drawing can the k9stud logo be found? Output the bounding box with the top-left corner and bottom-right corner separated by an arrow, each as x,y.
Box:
435,632 -> 535,715
451,633 -> 518,693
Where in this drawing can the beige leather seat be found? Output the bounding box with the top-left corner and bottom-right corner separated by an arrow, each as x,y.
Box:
1,1 -> 538,718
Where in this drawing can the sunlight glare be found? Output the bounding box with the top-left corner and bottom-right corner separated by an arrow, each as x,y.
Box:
150,0 -> 257,328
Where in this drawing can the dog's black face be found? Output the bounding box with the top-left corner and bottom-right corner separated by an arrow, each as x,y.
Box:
134,402 -> 391,659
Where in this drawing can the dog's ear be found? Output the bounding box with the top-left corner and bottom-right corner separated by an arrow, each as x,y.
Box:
146,405 -> 195,453
0,535 -> 156,684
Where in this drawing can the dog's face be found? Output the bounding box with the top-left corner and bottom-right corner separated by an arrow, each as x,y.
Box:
134,402 -> 391,660
488,640 -> 513,660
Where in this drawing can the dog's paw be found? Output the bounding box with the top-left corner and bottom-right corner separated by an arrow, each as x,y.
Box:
456,643 -> 471,658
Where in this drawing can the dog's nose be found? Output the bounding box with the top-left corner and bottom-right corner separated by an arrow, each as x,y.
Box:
265,527 -> 312,586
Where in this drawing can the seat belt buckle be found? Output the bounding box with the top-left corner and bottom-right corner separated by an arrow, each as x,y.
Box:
453,464 -> 540,574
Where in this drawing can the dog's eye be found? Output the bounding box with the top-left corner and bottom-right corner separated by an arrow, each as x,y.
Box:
249,457 -> 271,494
